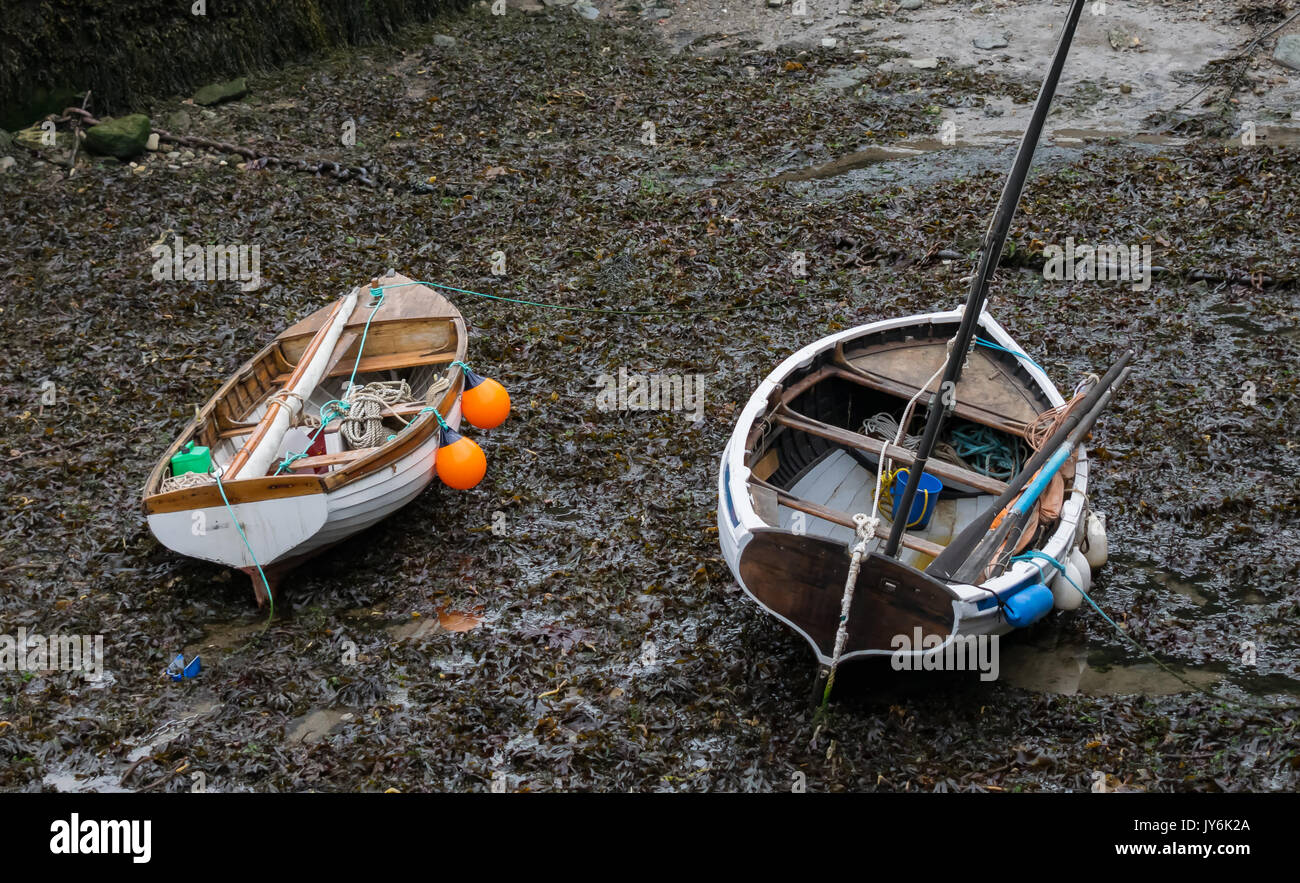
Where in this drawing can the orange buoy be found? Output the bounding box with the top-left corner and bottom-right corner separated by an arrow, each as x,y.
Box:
436,427 -> 486,489
460,368 -> 510,430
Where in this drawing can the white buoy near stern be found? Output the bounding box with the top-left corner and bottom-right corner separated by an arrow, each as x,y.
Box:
1082,511 -> 1109,571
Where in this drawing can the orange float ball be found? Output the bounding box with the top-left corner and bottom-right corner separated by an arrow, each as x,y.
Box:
461,370 -> 510,430
436,428 -> 486,489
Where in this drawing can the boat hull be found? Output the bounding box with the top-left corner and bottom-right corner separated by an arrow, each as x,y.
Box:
146,402 -> 461,571
718,308 -> 1094,667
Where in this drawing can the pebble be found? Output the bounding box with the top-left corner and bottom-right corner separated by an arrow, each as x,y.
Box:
909,57 -> 939,69
899,0 -> 922,9
0,156 -> 14,172
973,34 -> 1008,50
432,34 -> 457,47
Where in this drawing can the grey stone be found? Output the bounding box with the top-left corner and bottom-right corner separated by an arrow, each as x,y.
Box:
908,57 -> 939,69
0,156 -> 15,172
899,0 -> 922,9
1274,35 -> 1300,71
193,77 -> 249,106
163,110 -> 192,133
432,34 -> 457,47
973,34 -> 1008,50
573,2 -> 598,18
643,5 -> 672,16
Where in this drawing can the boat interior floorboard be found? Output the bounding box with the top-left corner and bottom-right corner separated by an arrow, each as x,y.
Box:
776,449 -> 997,572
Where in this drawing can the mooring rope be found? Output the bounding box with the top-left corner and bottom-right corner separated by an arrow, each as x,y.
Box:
1012,550 -> 1295,717
820,343 -> 956,709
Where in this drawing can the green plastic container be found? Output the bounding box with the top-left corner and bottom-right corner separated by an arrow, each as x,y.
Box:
170,440 -> 211,477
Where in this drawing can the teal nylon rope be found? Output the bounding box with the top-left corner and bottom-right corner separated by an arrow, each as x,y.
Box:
1011,551 -> 1293,715
274,289 -> 386,476
975,336 -> 1046,376
211,468 -> 274,626
368,280 -> 802,317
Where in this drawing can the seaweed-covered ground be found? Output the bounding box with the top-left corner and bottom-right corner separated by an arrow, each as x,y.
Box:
1,2 -> 1297,792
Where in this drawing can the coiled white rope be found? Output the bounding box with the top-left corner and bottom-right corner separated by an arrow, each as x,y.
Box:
340,380 -> 412,449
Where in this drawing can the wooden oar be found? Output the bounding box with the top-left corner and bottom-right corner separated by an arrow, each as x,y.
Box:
925,350 -> 1133,581
225,291 -> 358,479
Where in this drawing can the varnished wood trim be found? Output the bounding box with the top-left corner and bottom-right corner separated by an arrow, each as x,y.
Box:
143,474 -> 324,515
225,296 -> 352,479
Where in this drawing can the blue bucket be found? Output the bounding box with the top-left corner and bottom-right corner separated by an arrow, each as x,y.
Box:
891,469 -> 943,529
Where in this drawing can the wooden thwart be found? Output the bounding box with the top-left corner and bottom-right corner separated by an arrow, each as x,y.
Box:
749,477 -> 947,559
773,405 -> 1008,496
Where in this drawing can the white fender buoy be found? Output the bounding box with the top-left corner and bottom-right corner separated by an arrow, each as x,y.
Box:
1082,511 -> 1108,571
1070,547 -> 1092,595
1051,556 -> 1085,610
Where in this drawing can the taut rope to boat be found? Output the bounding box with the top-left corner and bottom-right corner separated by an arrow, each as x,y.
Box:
820,343 -> 957,708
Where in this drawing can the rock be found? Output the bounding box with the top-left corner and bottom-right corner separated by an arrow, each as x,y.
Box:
146,133 -> 160,151
973,34 -> 1008,50
84,114 -> 151,159
193,77 -> 249,106
573,1 -> 598,18
767,0 -> 785,6
541,0 -> 569,5
643,5 -> 673,16
1119,83 -> 1132,94
1275,35 -> 1300,71
0,129 -> 11,152
166,151 -> 180,159
163,110 -> 192,134
821,37 -> 837,48
909,57 -> 939,69
899,0 -> 922,9
0,156 -> 15,173
433,34 -> 457,47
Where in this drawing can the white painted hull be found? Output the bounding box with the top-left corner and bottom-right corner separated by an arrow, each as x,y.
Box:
147,403 -> 462,570
717,309 -> 1096,666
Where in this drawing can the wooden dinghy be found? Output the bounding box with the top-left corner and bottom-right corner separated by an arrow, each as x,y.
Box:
716,0 -> 1127,698
718,312 -> 1108,670
142,271 -> 469,605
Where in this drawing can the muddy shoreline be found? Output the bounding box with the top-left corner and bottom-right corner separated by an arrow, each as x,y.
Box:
1,3 -> 1296,792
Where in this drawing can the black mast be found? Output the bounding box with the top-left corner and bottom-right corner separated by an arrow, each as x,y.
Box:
882,0 -> 1088,558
